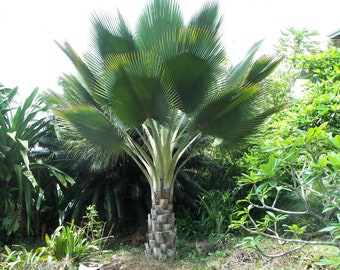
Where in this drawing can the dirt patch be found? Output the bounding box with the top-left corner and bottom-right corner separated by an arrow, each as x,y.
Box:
109,250 -> 198,270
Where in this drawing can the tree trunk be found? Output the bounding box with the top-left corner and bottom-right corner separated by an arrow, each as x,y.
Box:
144,189 -> 176,259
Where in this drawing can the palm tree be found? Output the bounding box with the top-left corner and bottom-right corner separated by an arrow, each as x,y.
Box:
50,0 -> 284,259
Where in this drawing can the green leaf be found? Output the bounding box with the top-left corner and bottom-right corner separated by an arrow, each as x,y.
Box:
328,153 -> 340,170
246,55 -> 282,84
266,211 -> 276,219
318,226 -> 337,232
51,170 -> 72,187
103,52 -> 172,127
259,155 -> 278,177
226,40 -> 263,88
331,135 -> 340,149
22,177 -> 33,234
242,236 -> 263,247
305,127 -> 316,143
13,164 -> 24,203
20,149 -> 30,170
23,170 -> 38,188
21,87 -> 39,113
137,0 -> 183,50
317,154 -> 328,168
91,11 -> 136,57
314,257 -> 340,266
36,189 -> 45,211
58,106 -> 124,153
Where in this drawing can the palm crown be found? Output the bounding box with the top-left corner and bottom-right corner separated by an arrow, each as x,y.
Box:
51,0 -> 283,259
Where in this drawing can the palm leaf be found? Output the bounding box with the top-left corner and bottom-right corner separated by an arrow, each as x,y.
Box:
56,41 -> 94,87
191,85 -> 255,135
137,0 -> 183,50
189,2 -> 221,32
102,52 -> 173,128
218,103 -> 286,148
245,54 -> 283,84
57,74 -> 102,108
90,11 -> 136,57
57,106 -> 124,154
153,27 -> 225,113
225,40 -> 263,88
191,41 -> 284,144
56,42 -> 107,106
192,81 -> 286,145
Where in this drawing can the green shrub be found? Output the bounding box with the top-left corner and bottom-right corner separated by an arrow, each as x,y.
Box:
0,245 -> 48,270
0,85 -> 74,237
298,47 -> 340,133
45,220 -> 91,261
177,189 -> 235,241
0,206 -> 110,269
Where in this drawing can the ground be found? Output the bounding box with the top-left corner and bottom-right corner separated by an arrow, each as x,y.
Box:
103,236 -> 339,270
1,235 -> 338,269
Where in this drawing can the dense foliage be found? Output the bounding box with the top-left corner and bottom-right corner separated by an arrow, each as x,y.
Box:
231,46 -> 340,258
0,86 -> 73,239
298,46 -> 340,132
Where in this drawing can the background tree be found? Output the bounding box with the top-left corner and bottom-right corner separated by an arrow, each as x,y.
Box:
50,0 -> 283,259
265,27 -> 322,105
275,27 -> 321,89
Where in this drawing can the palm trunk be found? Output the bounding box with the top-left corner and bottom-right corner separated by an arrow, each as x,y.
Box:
144,188 -> 176,259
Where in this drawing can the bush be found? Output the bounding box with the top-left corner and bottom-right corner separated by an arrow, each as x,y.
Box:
177,189 -> 235,241
231,123 -> 340,247
298,47 -> 340,132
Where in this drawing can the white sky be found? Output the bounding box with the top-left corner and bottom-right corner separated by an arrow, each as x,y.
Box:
0,0 -> 339,97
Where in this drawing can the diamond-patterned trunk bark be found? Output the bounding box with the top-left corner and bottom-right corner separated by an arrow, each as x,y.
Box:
144,190 -> 176,259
